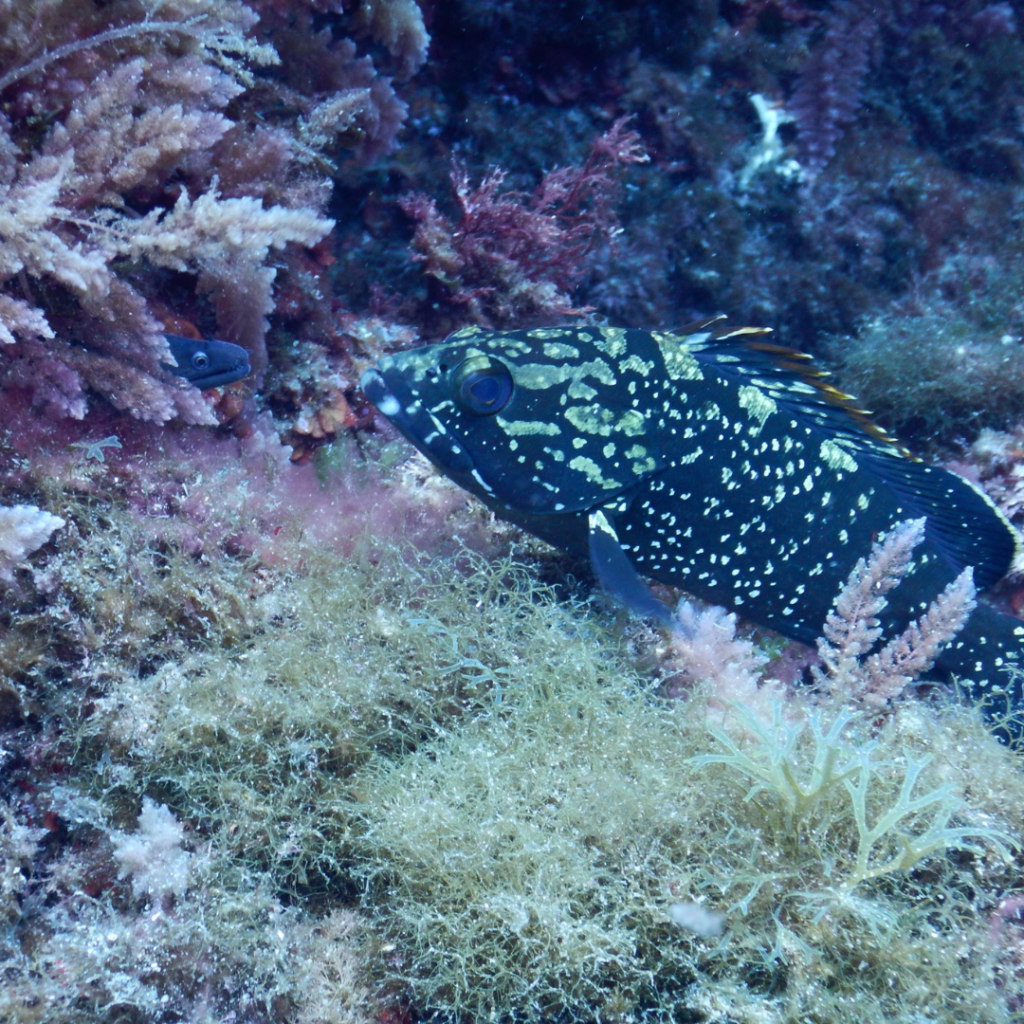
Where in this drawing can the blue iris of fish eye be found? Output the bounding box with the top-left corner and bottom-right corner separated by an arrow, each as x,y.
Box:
192,351 -> 210,370
451,356 -> 514,415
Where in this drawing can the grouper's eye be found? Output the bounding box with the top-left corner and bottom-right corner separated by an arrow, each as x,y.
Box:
451,356 -> 514,415
191,351 -> 210,370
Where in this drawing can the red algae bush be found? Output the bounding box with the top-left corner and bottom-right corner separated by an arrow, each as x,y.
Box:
401,117 -> 649,330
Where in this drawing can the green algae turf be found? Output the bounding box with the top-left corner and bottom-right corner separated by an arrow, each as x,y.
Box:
4,482 -> 1024,1022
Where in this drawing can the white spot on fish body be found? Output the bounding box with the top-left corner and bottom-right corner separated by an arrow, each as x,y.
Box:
470,469 -> 494,494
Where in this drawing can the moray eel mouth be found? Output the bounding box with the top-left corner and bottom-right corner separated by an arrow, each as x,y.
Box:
361,366 -> 477,482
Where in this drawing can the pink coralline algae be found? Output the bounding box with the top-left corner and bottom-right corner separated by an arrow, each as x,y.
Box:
0,0 -> 428,427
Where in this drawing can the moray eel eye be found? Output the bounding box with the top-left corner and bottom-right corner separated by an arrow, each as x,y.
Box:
452,356 -> 514,415
191,350 -> 211,371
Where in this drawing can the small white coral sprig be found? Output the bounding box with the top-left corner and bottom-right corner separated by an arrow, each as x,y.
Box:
0,503 -> 65,580
814,518 -> 976,707
111,797 -> 192,901
664,599 -> 785,727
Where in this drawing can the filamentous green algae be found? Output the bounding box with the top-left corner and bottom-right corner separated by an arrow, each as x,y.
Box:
3,477 -> 1024,1023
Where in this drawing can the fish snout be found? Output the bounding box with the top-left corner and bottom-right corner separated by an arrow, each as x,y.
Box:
360,368 -> 402,419
361,366 -> 475,477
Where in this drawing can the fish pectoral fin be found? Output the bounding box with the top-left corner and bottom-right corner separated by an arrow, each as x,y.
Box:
587,508 -> 674,626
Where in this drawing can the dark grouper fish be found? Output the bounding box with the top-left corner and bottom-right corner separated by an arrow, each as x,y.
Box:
162,333 -> 251,390
361,320 -> 1024,733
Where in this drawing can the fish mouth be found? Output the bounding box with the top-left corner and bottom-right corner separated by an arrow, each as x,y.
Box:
360,367 -> 476,478
189,359 -> 250,389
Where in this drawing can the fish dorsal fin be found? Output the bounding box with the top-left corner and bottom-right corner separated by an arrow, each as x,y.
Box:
736,335 -> 915,457
680,321 -> 914,459
672,314 -> 730,334
673,319 -> 1020,589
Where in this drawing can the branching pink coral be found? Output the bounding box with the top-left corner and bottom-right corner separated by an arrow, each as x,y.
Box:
814,519 -> 977,707
660,597 -> 787,729
662,600 -> 767,698
352,0 -> 430,79
660,520 -> 976,730
401,117 -> 649,328
816,518 -> 928,681
790,1 -> 877,178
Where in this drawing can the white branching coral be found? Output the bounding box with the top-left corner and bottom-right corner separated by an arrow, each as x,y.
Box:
663,599 -> 785,726
814,518 -> 977,707
120,187 -> 334,272
664,519 -> 978,725
111,797 -> 193,900
0,152 -> 113,301
0,503 -> 65,580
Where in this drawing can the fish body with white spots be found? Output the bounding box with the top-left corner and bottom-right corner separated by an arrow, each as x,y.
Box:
362,321 -> 1024,732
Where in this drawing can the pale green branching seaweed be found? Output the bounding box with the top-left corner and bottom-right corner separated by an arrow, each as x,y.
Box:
695,701 -> 1016,893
